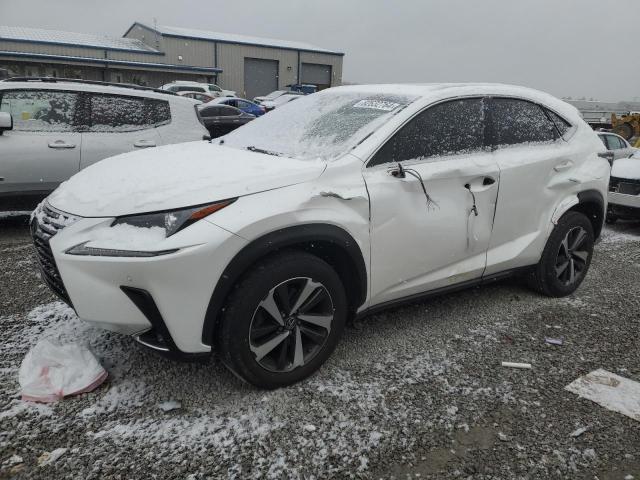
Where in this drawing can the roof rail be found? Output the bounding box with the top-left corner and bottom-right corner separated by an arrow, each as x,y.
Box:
3,77 -> 176,95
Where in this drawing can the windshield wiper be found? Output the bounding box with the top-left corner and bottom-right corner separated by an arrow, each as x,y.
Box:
246,146 -> 282,157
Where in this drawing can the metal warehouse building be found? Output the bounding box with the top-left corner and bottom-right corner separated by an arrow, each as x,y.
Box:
0,23 -> 344,99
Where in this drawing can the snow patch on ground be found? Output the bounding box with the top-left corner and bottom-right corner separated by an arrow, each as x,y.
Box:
601,227 -> 640,245
0,299 -> 530,478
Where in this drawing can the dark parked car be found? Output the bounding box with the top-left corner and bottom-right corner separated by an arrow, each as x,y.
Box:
198,104 -> 255,138
213,97 -> 266,116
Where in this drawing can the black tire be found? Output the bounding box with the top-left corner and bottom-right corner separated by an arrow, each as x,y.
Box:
528,211 -> 594,297
217,250 -> 348,389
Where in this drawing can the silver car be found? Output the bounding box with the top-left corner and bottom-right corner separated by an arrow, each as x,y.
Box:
597,132 -> 636,161
0,78 -> 209,212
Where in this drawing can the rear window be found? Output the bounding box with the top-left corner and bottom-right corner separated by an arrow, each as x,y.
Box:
89,94 -> 170,132
490,98 -> 558,147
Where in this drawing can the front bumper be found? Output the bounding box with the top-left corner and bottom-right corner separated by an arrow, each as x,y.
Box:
33,205 -> 247,354
608,191 -> 640,210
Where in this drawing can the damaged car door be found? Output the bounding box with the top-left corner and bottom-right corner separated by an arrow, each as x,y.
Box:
483,97 -> 573,275
363,97 -> 500,305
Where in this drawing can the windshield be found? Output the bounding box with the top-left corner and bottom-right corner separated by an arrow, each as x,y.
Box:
208,84 -> 222,92
223,90 -> 417,161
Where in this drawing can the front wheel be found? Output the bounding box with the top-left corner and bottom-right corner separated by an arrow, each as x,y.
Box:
217,251 -> 348,389
528,211 -> 595,297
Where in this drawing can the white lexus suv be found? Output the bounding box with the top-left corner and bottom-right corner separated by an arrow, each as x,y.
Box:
31,84 -> 609,389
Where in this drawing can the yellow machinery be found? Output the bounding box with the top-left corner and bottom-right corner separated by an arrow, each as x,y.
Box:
611,113 -> 640,142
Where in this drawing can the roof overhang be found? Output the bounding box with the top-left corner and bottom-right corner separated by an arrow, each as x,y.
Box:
0,34 -> 162,55
0,51 -> 222,74
125,22 -> 345,57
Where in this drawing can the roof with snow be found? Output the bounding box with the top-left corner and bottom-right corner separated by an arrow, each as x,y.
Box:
130,22 -> 344,56
0,25 -> 161,54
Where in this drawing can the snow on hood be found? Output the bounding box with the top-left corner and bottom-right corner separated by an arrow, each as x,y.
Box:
48,142 -> 326,218
611,156 -> 640,181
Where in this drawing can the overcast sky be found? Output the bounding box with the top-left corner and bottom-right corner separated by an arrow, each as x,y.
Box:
1,0 -> 639,101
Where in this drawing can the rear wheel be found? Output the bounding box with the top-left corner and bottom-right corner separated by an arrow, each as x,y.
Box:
528,211 -> 594,297
217,251 -> 348,389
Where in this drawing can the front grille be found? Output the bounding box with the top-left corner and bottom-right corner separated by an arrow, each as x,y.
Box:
30,202 -> 80,306
610,176 -> 640,195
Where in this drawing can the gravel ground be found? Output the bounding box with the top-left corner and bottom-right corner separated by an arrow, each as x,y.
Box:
0,217 -> 639,479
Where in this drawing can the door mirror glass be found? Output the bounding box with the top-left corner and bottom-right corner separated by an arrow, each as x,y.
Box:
0,111 -> 12,132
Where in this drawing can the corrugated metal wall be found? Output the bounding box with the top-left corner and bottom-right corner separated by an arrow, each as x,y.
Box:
214,42 -> 343,95
0,27 -> 344,94
300,51 -> 342,87
217,43 -> 297,95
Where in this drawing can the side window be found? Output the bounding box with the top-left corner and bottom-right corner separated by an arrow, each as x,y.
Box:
545,108 -> 572,137
148,99 -> 171,126
89,95 -> 169,132
238,101 -> 250,109
220,106 -> 240,116
0,90 -> 78,132
490,98 -> 558,147
598,135 -> 608,148
199,106 -> 219,117
607,135 -> 624,150
369,98 -> 486,167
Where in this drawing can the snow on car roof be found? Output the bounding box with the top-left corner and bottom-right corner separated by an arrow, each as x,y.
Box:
144,23 -> 343,55
331,83 -> 582,120
0,25 -> 160,53
0,80 -> 196,103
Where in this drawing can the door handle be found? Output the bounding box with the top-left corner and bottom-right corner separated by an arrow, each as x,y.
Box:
133,140 -> 156,148
554,160 -> 574,172
466,176 -> 497,192
482,176 -> 496,186
48,140 -> 76,149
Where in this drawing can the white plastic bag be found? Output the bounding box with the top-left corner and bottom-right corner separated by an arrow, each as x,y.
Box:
19,339 -> 107,403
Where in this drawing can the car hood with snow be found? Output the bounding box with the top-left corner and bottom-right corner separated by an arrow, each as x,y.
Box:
611,155 -> 640,181
47,141 -> 326,218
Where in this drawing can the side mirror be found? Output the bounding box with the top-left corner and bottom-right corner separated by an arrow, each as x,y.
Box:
0,111 -> 12,135
598,151 -> 615,166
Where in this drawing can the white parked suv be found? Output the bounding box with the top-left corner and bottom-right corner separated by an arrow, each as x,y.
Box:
31,84 -> 609,389
0,78 -> 209,211
607,150 -> 640,222
160,81 -> 236,98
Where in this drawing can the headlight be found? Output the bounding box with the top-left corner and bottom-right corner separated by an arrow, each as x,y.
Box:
112,198 -> 236,237
65,199 -> 235,257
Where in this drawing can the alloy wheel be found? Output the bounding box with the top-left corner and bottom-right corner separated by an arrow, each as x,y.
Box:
555,226 -> 589,286
249,277 -> 334,373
